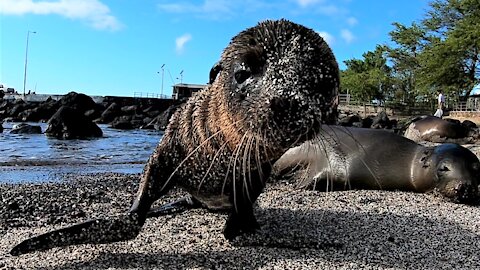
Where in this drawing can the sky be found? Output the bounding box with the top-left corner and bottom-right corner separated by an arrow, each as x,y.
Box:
1,0 -> 431,98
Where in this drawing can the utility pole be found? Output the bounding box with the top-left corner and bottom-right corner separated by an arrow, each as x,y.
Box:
23,30 -> 37,96
157,64 -> 165,98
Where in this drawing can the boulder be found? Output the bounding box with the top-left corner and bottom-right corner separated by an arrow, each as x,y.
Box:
8,100 -> 31,118
361,117 -> 374,128
338,114 -> 362,127
371,111 -> 392,129
144,104 -> 181,130
110,115 -> 145,130
46,106 -> 103,139
59,92 -> 96,114
10,123 -> 42,134
97,102 -> 121,123
110,115 -> 134,130
18,98 -> 59,122
120,105 -> 139,115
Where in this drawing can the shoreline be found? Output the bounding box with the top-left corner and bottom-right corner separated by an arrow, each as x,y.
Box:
2,173 -> 480,269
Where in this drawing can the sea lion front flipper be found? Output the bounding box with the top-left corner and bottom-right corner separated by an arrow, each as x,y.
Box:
223,204 -> 260,240
10,213 -> 141,256
223,161 -> 273,240
11,144 -> 175,256
147,195 -> 202,217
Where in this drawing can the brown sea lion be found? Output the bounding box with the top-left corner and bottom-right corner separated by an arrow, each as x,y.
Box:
274,126 -> 480,204
404,116 -> 478,143
10,19 -> 339,256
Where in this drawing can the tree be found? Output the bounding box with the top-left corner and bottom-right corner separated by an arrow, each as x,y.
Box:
418,0 -> 480,97
386,22 -> 426,104
341,45 -> 394,103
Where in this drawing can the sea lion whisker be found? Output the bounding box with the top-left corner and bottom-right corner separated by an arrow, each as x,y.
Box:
312,130 -> 335,192
163,118 -> 244,191
242,135 -> 256,204
232,132 -> 249,213
197,140 -> 229,194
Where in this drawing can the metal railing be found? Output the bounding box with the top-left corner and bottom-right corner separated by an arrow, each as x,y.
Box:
452,100 -> 480,111
133,92 -> 171,99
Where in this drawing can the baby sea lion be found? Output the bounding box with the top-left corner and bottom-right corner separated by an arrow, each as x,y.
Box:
274,126 -> 480,204
11,19 -> 339,256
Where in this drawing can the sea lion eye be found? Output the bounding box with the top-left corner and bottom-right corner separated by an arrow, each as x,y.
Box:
472,162 -> 480,171
235,69 -> 251,84
439,166 -> 450,172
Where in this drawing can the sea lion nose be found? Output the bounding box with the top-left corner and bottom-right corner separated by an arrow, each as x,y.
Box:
270,97 -> 301,112
454,182 -> 479,204
269,97 -> 285,112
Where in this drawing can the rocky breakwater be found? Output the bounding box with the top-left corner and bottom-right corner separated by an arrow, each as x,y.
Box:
0,92 -> 180,136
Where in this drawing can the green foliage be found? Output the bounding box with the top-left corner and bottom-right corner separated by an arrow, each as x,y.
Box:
341,0 -> 480,105
341,45 -> 394,103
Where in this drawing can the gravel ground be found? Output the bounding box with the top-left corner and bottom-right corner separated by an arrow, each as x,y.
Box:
1,173 -> 480,269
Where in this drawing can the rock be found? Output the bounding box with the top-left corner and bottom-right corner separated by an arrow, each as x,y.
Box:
0,123 -> 3,133
338,114 -> 362,127
18,98 -> 59,122
144,104 -> 181,130
371,111 -> 391,129
110,115 -> 145,129
361,117 -> 373,128
84,104 -> 104,121
97,102 -> 121,124
8,101 -> 30,119
10,123 -> 42,134
46,106 -> 103,139
120,105 -> 139,115
59,92 -> 96,114
110,116 -> 134,130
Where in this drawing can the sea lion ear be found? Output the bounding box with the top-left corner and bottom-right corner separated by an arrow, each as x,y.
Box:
209,62 -> 222,84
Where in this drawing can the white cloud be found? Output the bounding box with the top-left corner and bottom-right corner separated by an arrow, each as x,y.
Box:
341,29 -> 355,44
0,0 -> 122,31
295,0 -> 323,8
176,34 -> 192,54
347,16 -> 358,26
316,31 -> 335,45
158,0 -> 234,19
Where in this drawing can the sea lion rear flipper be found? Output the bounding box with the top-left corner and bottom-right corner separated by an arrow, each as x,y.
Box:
10,213 -> 142,256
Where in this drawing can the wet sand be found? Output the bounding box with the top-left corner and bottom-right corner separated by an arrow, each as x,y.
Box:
1,173 -> 480,269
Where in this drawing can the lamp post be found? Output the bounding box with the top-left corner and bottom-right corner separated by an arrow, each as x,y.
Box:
179,70 -> 184,84
23,30 -> 36,96
157,64 -> 165,98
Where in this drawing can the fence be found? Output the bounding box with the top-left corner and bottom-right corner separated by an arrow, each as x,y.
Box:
133,92 -> 171,99
451,98 -> 480,112
338,94 -> 436,116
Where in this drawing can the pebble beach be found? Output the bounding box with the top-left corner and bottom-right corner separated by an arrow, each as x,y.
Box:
1,173 -> 480,269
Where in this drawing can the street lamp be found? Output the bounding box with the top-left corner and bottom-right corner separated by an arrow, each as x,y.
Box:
157,64 -> 165,98
23,30 -> 36,96
178,70 -> 184,84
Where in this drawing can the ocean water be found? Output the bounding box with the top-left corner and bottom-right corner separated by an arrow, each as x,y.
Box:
0,122 -> 163,183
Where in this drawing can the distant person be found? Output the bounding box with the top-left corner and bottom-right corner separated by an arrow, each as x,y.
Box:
434,90 -> 445,118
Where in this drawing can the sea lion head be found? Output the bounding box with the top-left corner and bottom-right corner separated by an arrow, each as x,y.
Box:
211,19 -> 339,150
432,144 -> 480,204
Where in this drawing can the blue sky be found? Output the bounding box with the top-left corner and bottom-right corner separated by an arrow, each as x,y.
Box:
1,0 -> 430,97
